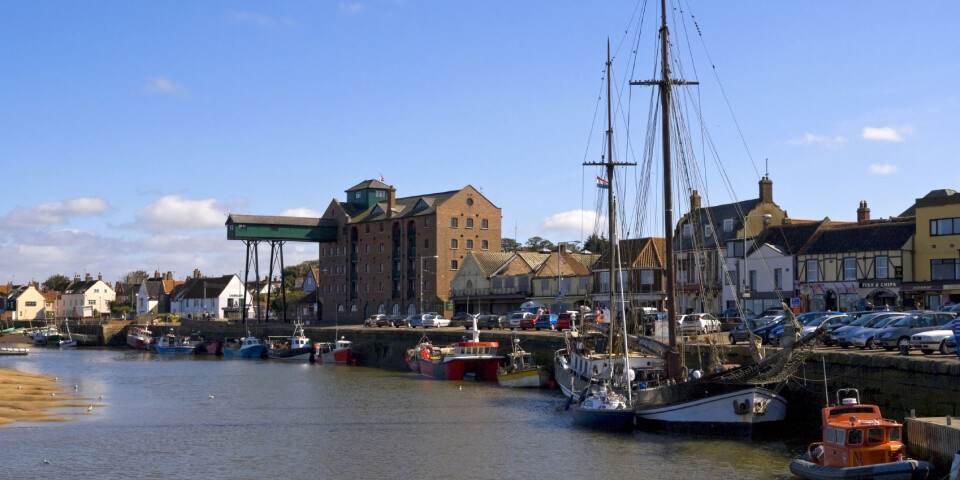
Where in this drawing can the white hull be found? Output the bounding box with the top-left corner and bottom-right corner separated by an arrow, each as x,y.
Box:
635,387 -> 787,424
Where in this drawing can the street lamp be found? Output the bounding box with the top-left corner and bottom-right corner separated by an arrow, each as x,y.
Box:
420,255 -> 438,314
742,213 -> 772,315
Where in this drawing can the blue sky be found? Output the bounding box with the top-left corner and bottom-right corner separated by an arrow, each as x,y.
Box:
2,1 -> 958,285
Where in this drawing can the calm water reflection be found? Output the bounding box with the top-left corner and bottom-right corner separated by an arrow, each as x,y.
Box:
1,348 -> 798,479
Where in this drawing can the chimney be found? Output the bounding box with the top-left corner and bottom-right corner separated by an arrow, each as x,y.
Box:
154,270 -> 161,279
559,243 -> 567,254
166,271 -> 172,280
857,201 -> 871,225
193,269 -> 202,279
85,273 -> 92,281
387,186 -> 396,217
690,190 -> 701,210
759,176 -> 773,203
97,273 -> 102,281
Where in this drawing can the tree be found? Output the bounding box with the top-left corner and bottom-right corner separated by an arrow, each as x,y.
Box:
583,234 -> 608,255
120,270 -> 149,284
42,274 -> 71,291
501,238 -> 521,253
524,236 -> 555,252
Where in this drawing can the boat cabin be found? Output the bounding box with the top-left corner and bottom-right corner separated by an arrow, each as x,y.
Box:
453,341 -> 498,357
815,390 -> 904,468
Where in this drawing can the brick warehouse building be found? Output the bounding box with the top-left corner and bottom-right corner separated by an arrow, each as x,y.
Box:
315,179 -> 501,323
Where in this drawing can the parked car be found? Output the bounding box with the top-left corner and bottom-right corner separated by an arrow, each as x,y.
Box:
508,311 -> 534,328
519,314 -> 539,330
421,313 -> 450,328
364,314 -> 386,327
643,312 -> 669,336
450,311 -> 473,328
535,314 -> 559,331
390,315 -> 408,327
482,314 -> 510,330
754,316 -> 789,344
407,313 -> 428,328
835,313 -> 906,348
848,315 -> 905,349
910,318 -> 960,354
874,312 -> 956,351
728,318 -> 774,345
718,308 -> 756,331
583,313 -> 604,325
768,313 -> 845,345
459,314 -> 484,329
375,315 -> 393,327
555,312 -> 579,331
829,312 -> 890,347
756,307 -> 785,319
678,313 -> 720,335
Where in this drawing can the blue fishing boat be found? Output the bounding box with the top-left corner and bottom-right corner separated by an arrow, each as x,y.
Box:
223,333 -> 265,358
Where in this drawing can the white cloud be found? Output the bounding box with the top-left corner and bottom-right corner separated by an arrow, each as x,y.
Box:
786,133 -> 846,148
146,77 -> 191,98
339,2 -> 364,15
868,164 -> 899,175
538,209 -> 606,236
0,197 -> 112,229
862,126 -> 910,142
133,195 -> 229,232
228,11 -> 298,27
280,207 -> 322,218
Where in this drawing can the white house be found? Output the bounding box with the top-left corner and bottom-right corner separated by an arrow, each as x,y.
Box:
170,274 -> 251,319
60,274 -> 116,319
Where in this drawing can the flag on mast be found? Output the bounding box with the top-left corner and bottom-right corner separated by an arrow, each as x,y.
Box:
596,176 -> 609,189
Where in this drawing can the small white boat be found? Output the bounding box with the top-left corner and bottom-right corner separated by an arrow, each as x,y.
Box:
155,330 -> 197,354
0,346 -> 29,355
59,321 -> 77,348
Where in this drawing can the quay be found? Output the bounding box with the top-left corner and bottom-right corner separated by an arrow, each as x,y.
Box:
905,416 -> 960,471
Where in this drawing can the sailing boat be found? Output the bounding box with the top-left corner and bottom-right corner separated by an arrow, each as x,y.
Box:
58,320 -> 77,348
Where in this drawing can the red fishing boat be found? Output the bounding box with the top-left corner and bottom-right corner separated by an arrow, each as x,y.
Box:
416,325 -> 503,381
789,388 -> 934,479
405,337 -> 433,373
314,337 -> 352,364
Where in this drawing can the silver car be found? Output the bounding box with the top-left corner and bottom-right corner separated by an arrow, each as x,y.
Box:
875,312 -> 957,351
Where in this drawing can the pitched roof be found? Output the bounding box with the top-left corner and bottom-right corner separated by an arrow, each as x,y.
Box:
496,252 -> 550,276
174,275 -> 235,300
348,189 -> 461,223
468,251 -> 514,277
63,280 -> 105,295
41,290 -> 60,303
534,250 -> 592,278
593,237 -> 667,270
679,198 -> 763,250
799,220 -> 915,255
571,253 -> 602,270
754,220 -> 828,256
346,179 -> 392,192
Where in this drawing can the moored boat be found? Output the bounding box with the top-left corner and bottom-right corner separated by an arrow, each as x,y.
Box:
58,321 -> 77,348
223,333 -> 266,359
497,333 -> 550,388
314,337 -> 351,364
570,382 -> 634,430
418,320 -> 502,381
0,346 -> 30,355
268,323 -> 314,361
127,326 -> 154,349
155,330 -> 197,354
789,388 -> 934,480
405,337 -> 432,373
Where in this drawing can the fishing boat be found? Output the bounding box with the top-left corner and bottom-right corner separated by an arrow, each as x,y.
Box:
127,325 -> 154,349
267,322 -> 314,361
405,337 -> 433,373
789,388 -> 934,480
497,333 -> 550,388
31,325 -> 60,346
222,333 -> 266,359
155,329 -> 197,354
418,319 -> 502,381
314,337 -> 352,364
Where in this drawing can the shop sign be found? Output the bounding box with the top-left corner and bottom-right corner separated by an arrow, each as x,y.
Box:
859,280 -> 900,289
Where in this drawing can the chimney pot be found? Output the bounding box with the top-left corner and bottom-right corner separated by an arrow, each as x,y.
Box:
759,176 -> 773,203
857,200 -> 871,225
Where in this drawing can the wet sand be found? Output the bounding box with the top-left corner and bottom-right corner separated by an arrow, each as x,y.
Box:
0,367 -> 95,427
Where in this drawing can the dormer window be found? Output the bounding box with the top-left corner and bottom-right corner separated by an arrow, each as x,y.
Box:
704,225 -> 713,237
683,224 -> 692,237
355,192 -> 361,199
724,219 -> 734,232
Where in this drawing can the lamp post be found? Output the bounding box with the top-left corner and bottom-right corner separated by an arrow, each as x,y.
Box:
742,213 -> 772,315
420,255 -> 438,314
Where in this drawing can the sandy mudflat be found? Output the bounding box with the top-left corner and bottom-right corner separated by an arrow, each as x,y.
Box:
0,367 -> 95,427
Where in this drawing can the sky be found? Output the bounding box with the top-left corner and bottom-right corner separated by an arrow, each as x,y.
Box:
2,1 -> 959,286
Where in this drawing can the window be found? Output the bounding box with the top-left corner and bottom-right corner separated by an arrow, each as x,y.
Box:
379,283 -> 384,292
683,224 -> 692,237
451,260 -> 458,270
379,264 -> 384,273
376,190 -> 385,198
875,256 -> 888,279
466,240 -> 473,249
774,268 -> 782,290
579,277 -> 588,290
704,224 -> 713,238
541,278 -> 550,290
466,218 -> 474,228
425,281 -> 430,291
481,219 -> 489,229
931,259 -> 960,281
355,192 -> 361,199
379,223 -> 384,232
451,239 -> 458,249
424,218 -> 431,227
641,269 -> 654,285
481,240 -> 488,250
94,288 -> 99,293
365,225 -> 370,234
724,218 -> 734,232
726,241 -> 745,258
379,243 -> 384,253
424,239 -> 429,248
843,258 -> 857,280
89,300 -> 96,305
805,260 -> 818,282
466,198 -> 474,206
748,270 -> 757,291
365,245 -> 370,253
25,301 -> 37,307
365,265 -> 370,274
365,284 -> 370,293
493,278 -> 502,289
930,217 -> 960,236
848,429 -> 863,445
451,218 -> 458,228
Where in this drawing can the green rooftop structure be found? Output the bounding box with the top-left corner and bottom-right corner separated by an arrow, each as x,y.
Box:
225,214 -> 339,325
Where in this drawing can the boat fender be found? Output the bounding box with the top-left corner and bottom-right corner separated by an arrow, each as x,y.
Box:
811,444 -> 824,462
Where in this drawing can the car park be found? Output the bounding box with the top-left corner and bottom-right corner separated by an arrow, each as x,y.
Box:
508,311 -> 534,328
364,314 -> 386,327
535,314 -> 559,331
390,315 -> 408,327
874,312 -> 956,351
767,312 -> 844,345
830,312 -> 901,347
910,318 -> 960,354
756,307 -> 785,319
848,314 -> 914,349
407,313 -> 429,328
375,315 -> 393,327
728,318 -> 774,344
519,314 -> 540,330
678,313 -> 720,335
482,314 -> 510,330
450,311 -> 473,328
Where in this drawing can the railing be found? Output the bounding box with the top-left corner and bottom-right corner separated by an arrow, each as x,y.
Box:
449,287 -> 531,297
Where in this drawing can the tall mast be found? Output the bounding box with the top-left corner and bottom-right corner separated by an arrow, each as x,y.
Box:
631,0 -> 697,380
584,40 -> 635,359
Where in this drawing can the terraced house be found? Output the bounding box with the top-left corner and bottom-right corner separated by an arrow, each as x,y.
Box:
900,189 -> 960,309
315,180 -> 501,322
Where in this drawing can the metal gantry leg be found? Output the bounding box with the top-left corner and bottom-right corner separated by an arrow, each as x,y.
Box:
243,240 -> 262,325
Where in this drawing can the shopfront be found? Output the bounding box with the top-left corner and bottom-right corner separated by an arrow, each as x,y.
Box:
900,282 -> 960,310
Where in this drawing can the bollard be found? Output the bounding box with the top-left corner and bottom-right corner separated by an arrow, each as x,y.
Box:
949,416 -> 953,426
911,408 -> 916,418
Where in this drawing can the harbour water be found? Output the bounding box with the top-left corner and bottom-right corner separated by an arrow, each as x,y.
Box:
2,348 -> 800,479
